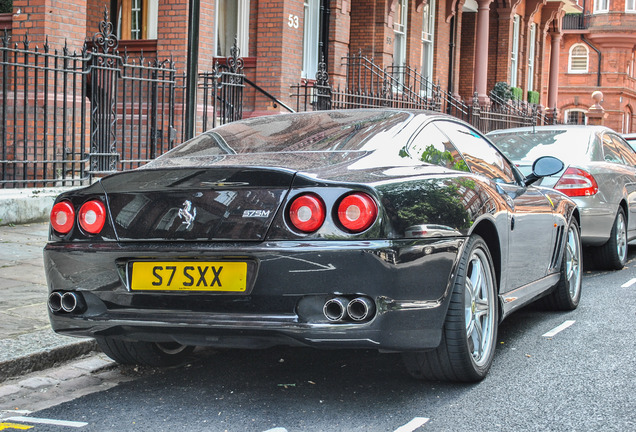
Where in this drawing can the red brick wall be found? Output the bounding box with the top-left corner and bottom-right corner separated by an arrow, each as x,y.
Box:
156,0 -> 188,70
407,0 -> 422,72
459,12 -> 476,101
12,0 -> 87,50
328,0 -> 351,88
199,0 -> 217,71
434,0 -> 450,93
250,0 -> 304,116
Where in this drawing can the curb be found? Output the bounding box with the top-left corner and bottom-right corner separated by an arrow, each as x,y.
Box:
0,187 -> 72,226
0,330 -> 97,383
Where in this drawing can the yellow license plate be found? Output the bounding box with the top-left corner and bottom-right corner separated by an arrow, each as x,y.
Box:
131,261 -> 247,292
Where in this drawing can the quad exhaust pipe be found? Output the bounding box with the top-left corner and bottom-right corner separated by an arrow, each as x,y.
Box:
323,296 -> 375,323
48,291 -> 85,314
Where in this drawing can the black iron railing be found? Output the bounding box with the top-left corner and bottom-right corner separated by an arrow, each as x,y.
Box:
292,52 -> 556,134
562,14 -> 590,31
0,8 -> 246,188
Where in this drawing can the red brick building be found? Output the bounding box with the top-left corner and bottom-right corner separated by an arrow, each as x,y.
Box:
559,1 -> 636,132
2,0 -> 581,118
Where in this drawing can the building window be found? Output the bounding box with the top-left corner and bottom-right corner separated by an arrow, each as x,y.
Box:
216,0 -> 250,57
527,23 -> 536,93
627,0 -> 636,12
116,0 -> 158,40
565,109 -> 587,125
510,15 -> 520,88
421,0 -> 435,92
302,0 -> 321,79
593,0 -> 609,13
569,44 -> 589,73
393,0 -> 408,75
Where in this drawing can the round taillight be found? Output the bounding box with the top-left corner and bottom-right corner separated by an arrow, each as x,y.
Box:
337,193 -> 378,233
50,201 -> 75,234
78,200 -> 106,234
289,193 -> 326,233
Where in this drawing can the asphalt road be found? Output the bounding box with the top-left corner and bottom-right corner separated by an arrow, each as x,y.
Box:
5,250 -> 636,432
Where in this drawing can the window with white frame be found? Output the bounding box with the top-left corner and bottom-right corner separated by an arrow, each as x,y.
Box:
216,0 -> 250,57
527,23 -> 536,92
393,0 -> 408,76
593,0 -> 609,13
565,109 -> 587,125
510,15 -> 520,88
302,0 -> 321,79
627,0 -> 636,12
115,0 -> 158,40
569,44 -> 589,73
421,0 -> 435,93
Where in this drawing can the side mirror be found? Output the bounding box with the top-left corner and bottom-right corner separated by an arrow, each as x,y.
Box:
524,156 -> 564,186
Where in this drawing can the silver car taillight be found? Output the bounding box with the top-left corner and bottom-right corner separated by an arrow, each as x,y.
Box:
554,167 -> 599,197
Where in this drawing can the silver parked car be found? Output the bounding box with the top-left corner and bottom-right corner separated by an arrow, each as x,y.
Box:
488,125 -> 636,270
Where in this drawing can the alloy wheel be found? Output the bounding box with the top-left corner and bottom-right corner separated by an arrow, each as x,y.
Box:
616,212 -> 627,262
464,248 -> 496,367
566,223 -> 582,300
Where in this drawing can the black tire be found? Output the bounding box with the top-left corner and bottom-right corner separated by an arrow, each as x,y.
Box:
403,235 -> 498,382
97,338 -> 195,367
596,207 -> 628,270
543,218 -> 582,311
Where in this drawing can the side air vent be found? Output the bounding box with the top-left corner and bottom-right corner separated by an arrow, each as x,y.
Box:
549,225 -> 565,269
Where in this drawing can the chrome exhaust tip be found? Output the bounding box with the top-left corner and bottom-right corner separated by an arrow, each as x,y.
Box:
61,291 -> 86,313
347,297 -> 375,321
61,292 -> 79,312
323,297 -> 349,322
48,292 -> 63,313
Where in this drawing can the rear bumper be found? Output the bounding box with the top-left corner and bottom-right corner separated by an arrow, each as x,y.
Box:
44,238 -> 464,352
575,198 -> 615,245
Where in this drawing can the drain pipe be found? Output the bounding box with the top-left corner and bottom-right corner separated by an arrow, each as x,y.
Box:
581,34 -> 602,87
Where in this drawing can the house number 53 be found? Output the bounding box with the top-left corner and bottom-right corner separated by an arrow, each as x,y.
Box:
288,14 -> 299,28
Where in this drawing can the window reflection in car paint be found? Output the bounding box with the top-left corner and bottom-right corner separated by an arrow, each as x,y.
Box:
377,177 -> 475,236
436,121 -> 517,184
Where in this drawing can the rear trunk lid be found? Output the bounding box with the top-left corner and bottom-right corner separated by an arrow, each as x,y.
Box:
100,167 -> 294,241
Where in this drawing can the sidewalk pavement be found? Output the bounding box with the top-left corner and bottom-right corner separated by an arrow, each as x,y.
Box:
0,222 -> 97,382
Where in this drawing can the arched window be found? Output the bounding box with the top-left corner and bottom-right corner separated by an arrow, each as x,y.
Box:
569,44 -> 589,73
623,107 -> 633,133
565,109 -> 587,125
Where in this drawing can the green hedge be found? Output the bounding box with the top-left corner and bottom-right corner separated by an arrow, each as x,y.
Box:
0,0 -> 12,14
492,82 -> 512,101
527,91 -> 539,105
510,87 -> 523,101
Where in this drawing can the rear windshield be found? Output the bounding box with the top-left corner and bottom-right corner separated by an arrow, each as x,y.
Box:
158,110 -> 418,158
487,129 -> 593,164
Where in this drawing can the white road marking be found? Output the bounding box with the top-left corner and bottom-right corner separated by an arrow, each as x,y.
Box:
394,417 -> 430,432
621,278 -> 636,288
6,417 -> 88,428
543,320 -> 576,337
263,428 -> 288,432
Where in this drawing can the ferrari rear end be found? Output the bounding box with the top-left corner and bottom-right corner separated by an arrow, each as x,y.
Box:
44,166 -> 464,355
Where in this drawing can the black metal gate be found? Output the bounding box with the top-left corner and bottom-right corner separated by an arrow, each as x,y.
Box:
0,9 -> 245,188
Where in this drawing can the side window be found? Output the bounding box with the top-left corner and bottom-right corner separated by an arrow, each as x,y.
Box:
610,134 -> 636,166
406,123 -> 468,171
435,121 -> 518,184
602,134 -> 625,164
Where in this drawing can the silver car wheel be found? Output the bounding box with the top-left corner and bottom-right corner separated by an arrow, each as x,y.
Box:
565,223 -> 582,300
615,211 -> 627,262
464,248 -> 496,367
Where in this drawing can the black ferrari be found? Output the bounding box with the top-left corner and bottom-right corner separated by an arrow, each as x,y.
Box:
45,109 -> 581,382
